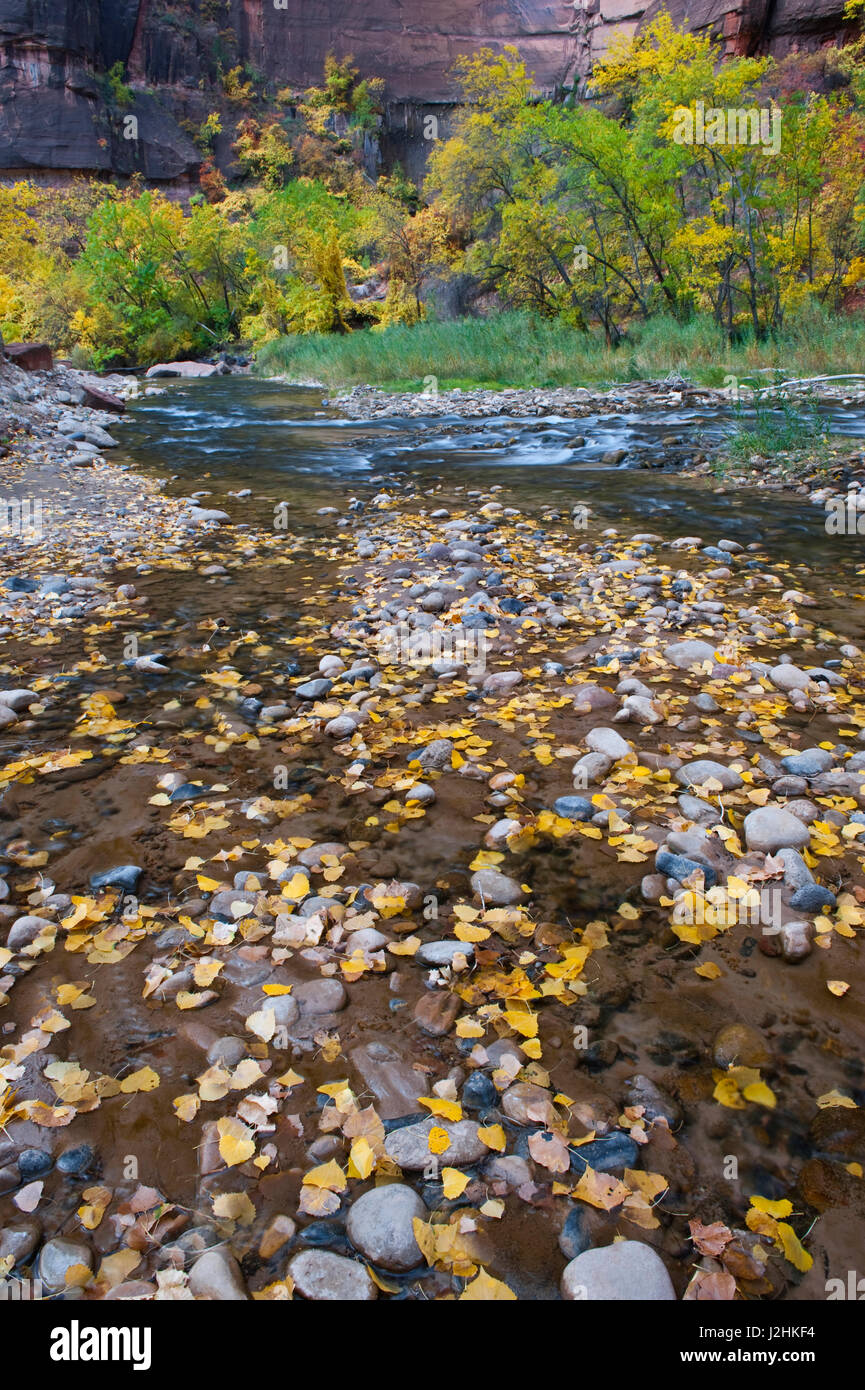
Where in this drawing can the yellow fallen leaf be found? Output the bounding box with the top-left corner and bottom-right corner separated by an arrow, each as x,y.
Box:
119,1066 -> 159,1094
217,1116 -> 256,1167
245,1007 -> 276,1042
750,1195 -> 792,1218
212,1191 -> 256,1227
427,1126 -> 451,1156
348,1137 -> 376,1180
441,1167 -> 470,1199
302,1160 -> 346,1192
459,1268 -> 516,1300
817,1090 -> 857,1109
419,1097 -> 462,1122
743,1080 -> 776,1109
477,1124 -> 506,1151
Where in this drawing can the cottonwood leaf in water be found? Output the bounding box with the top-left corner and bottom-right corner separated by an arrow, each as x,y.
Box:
127,1186 -> 164,1213
77,1185 -> 112,1229
480,1199 -> 505,1219
14,1180 -> 42,1213
302,1160 -> 346,1192
314,1031 -> 342,1063
694,961 -> 723,979
412,1217 -> 483,1277
119,1066 -> 160,1094
388,936 -> 420,955
196,1066 -> 230,1101
749,1196 -> 793,1218
237,1092 -> 278,1129
343,1106 -> 386,1155
193,958 -> 223,988
176,990 -> 218,1010
253,1279 -> 294,1300
212,1191 -> 256,1227
419,1096 -> 462,1122
20,1100 -> 75,1127
573,1166 -> 629,1211
229,1058 -> 266,1091
777,1222 -> 813,1273
442,1168 -> 470,1199
459,1269 -> 516,1300
348,1137 -> 376,1179
689,1219 -> 734,1257
276,1068 -> 304,1089
684,1271 -> 737,1300
217,1116 -> 256,1166
527,1131 -> 570,1172
245,1006 -> 276,1042
298,1186 -> 340,1217
477,1124 -> 506,1151
173,1095 -> 200,1128
427,1126 -> 451,1156
816,1090 -> 857,1108
96,1249 -> 141,1290
64,1263 -> 93,1290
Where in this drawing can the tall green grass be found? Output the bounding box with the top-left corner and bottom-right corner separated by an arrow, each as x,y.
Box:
255,306 -> 865,394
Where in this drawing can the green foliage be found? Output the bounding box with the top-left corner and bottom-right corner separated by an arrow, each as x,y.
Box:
255,307 -> 865,392
426,21 -> 865,344
301,54 -> 384,131
105,62 -> 134,108
3,32 -> 862,377
197,111 -> 223,153
233,118 -> 294,188
716,386 -> 829,475
221,65 -> 255,103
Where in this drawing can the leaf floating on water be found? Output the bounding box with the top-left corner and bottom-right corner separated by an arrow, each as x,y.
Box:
816,1090 -> 857,1108
217,1116 -> 256,1167
119,1066 -> 160,1094
459,1268 -> 516,1300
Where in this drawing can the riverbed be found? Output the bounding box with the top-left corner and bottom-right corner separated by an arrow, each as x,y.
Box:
0,372 -> 863,1302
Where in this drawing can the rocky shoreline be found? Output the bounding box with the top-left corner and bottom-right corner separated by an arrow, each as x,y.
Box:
326,376 -> 865,422
326,377 -> 730,420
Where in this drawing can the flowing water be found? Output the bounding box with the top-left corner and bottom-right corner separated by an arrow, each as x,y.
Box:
123,377 -> 865,609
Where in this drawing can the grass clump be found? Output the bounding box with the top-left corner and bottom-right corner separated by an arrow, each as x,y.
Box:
256,307 -> 865,397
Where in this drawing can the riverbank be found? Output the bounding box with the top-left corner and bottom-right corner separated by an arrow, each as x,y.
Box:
0,372 -> 863,1301
255,310 -> 865,398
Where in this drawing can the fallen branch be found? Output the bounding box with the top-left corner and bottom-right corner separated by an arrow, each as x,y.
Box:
756,373 -> 865,397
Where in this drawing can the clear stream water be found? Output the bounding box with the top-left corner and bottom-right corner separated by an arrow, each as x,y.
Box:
119,376 -> 865,611
4,375 -> 865,1302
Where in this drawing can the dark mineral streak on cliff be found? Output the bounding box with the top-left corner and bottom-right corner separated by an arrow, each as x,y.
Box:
0,0 -> 852,185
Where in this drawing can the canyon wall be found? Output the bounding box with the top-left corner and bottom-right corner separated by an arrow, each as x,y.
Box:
0,0 -> 854,185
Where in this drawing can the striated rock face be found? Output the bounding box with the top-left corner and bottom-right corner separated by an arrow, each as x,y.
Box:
231,1 -> 583,102
0,0 -> 853,184
637,0 -> 852,59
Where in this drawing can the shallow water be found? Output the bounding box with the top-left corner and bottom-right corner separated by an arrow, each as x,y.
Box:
1,375 -> 864,1302
121,376 -> 865,633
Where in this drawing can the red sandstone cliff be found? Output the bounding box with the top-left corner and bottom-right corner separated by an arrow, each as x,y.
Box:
0,0 -> 854,184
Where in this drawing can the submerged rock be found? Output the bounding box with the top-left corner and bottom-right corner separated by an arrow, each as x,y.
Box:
561,1241 -> 676,1300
